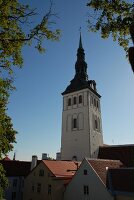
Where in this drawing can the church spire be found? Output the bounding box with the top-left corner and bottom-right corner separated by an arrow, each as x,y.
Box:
75,31 -> 88,81
79,30 -> 83,49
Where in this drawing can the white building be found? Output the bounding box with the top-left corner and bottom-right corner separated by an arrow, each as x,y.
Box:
0,158 -> 31,200
64,158 -> 122,200
23,160 -> 80,200
61,34 -> 103,161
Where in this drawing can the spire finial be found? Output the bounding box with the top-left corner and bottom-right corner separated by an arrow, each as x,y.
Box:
79,27 -> 83,49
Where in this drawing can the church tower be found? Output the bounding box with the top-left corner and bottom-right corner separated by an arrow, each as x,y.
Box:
61,33 -> 103,161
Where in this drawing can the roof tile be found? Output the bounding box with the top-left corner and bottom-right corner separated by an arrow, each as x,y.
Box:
87,159 -> 122,185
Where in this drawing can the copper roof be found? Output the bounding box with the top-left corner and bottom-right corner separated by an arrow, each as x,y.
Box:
87,159 -> 122,185
43,160 -> 81,178
98,145 -> 134,167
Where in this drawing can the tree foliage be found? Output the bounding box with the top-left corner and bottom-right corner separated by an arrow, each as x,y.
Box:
87,0 -> 134,53
0,0 -> 60,198
0,0 -> 60,74
0,163 -> 8,199
0,78 -> 17,157
0,78 -> 17,199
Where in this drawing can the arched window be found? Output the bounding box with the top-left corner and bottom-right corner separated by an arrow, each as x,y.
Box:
73,97 -> 77,105
79,95 -> 82,104
97,101 -> 98,108
94,99 -> 96,107
73,118 -> 77,128
78,113 -> 84,130
90,96 -> 93,105
68,98 -> 71,106
95,119 -> 98,129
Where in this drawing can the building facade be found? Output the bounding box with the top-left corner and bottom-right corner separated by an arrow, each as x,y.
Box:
61,34 -> 103,161
64,158 -> 122,200
23,160 -> 80,200
0,159 -> 31,200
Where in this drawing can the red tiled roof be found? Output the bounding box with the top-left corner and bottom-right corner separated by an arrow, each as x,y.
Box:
87,159 -> 122,185
0,160 -> 31,177
98,145 -> 134,167
3,156 -> 11,161
107,168 -> 134,193
43,160 -> 81,178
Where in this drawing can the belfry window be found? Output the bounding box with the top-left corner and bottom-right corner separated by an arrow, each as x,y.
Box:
95,119 -> 98,130
94,99 -> 96,107
73,97 -> 77,105
68,98 -> 71,106
79,95 -> 82,104
73,118 -> 77,128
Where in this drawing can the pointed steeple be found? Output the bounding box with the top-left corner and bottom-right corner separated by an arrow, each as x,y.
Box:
79,31 -> 83,49
75,31 -> 88,81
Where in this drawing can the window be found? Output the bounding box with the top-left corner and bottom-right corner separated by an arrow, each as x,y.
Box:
94,98 -> 96,107
68,98 -> 71,106
37,183 -> 41,193
90,96 -> 93,105
48,184 -> 52,195
22,179 -> 24,188
95,119 -> 98,130
39,169 -> 44,176
79,95 -> 82,104
32,184 -> 34,192
83,185 -> 89,195
12,192 -> 16,200
13,179 -> 17,187
73,97 -> 77,105
84,169 -> 87,175
73,118 -> 77,128
97,101 -> 98,108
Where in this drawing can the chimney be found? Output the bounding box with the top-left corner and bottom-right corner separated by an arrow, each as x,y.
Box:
31,155 -> 38,170
56,152 -> 61,160
42,153 -> 48,160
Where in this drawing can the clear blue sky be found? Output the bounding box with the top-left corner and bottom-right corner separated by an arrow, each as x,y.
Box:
8,0 -> 134,161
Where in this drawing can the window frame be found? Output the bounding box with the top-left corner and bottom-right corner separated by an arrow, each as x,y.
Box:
83,169 -> 87,175
68,98 -> 71,106
12,192 -> 16,200
79,95 -> 82,104
37,183 -> 41,193
73,96 -> 77,105
13,179 -> 17,187
39,169 -> 44,176
83,185 -> 89,195
48,184 -> 52,195
73,118 -> 77,129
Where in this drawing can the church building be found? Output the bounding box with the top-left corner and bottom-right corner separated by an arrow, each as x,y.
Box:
61,34 -> 103,161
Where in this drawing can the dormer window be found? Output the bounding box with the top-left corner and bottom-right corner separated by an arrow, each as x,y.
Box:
73,97 -> 77,105
68,98 -> 71,106
79,95 -> 82,104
